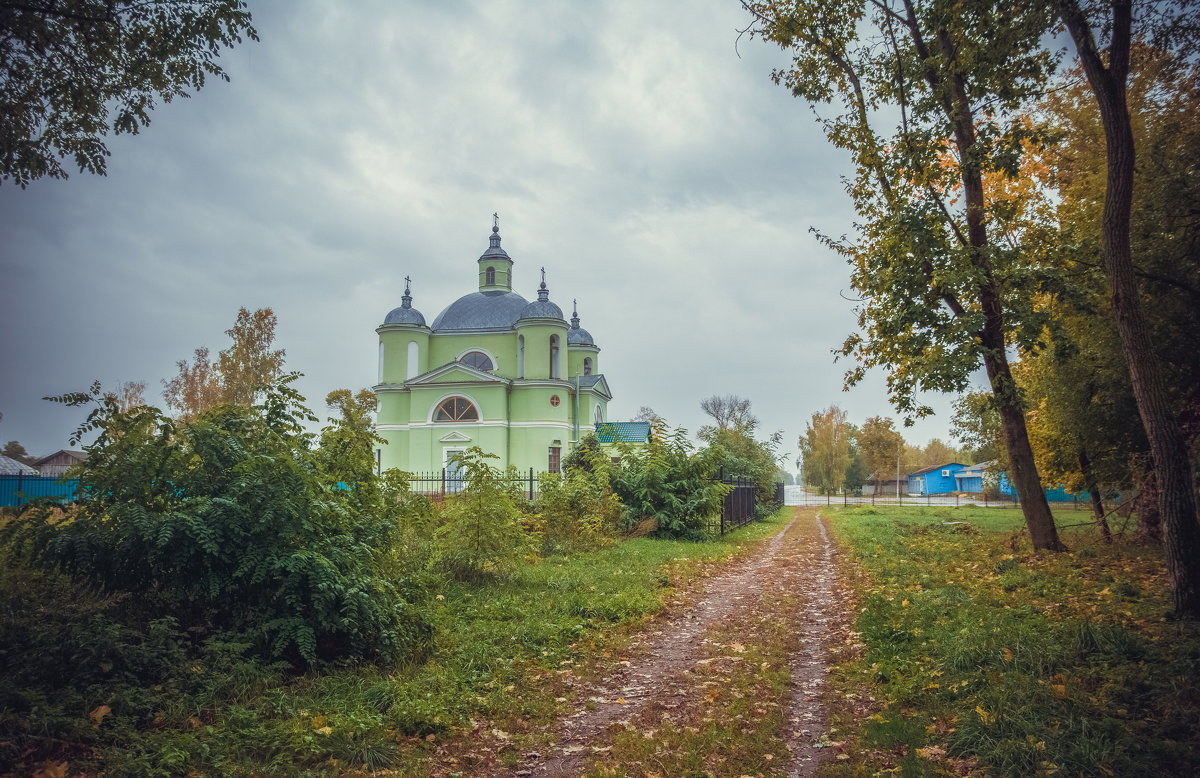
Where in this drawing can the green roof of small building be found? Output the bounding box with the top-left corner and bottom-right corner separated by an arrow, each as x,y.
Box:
594,421 -> 650,443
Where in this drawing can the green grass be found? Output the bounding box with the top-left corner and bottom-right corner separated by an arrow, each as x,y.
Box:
822,505 -> 1200,777
0,511 -> 788,777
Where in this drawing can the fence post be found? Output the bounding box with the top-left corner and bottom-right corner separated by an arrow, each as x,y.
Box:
441,468 -> 446,499
529,468 -> 534,501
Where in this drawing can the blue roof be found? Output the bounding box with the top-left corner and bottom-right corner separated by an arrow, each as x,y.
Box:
594,421 -> 650,443
908,462 -> 967,477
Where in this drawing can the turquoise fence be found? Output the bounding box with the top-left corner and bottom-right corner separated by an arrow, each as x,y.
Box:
0,474 -> 81,507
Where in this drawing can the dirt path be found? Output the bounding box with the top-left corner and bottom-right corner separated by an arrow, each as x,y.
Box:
511,508 -> 848,777
779,511 -> 841,777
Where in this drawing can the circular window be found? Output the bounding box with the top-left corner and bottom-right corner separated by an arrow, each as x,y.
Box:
549,395 -> 561,407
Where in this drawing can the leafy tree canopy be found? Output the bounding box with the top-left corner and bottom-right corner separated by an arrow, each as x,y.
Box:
1,0 -> 257,186
8,375 -> 428,667
1,440 -> 33,464
799,405 -> 853,496
163,307 -> 285,421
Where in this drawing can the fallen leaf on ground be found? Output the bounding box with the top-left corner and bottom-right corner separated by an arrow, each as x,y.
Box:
916,745 -> 947,760
90,704 -> 112,726
32,762 -> 68,778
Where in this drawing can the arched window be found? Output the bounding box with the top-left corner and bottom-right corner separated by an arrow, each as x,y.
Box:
550,335 -> 560,379
583,357 -> 592,376
459,351 -> 494,371
518,335 -> 525,378
594,404 -> 604,423
407,341 -> 419,379
486,266 -> 496,285
433,396 -> 479,422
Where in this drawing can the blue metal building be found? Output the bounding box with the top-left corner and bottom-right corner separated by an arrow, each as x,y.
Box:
907,463 -> 967,495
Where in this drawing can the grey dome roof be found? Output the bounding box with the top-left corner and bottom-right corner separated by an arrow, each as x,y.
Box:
567,324 -> 594,345
517,278 -> 565,323
432,290 -> 529,330
567,301 -> 595,344
383,282 -> 426,326
384,306 -> 426,325
519,300 -> 565,321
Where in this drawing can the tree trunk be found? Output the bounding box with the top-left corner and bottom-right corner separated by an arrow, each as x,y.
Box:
1079,447 -> 1111,543
1135,461 -> 1163,545
980,337 -> 1066,551
935,30 -> 1064,553
1059,0 -> 1200,617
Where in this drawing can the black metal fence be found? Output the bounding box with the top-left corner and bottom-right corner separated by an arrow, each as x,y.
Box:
717,473 -> 757,535
406,468 -> 544,501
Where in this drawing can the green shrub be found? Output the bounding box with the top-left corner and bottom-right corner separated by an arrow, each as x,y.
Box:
4,377 -> 430,667
535,446 -> 622,554
608,423 -> 729,539
432,448 -> 532,581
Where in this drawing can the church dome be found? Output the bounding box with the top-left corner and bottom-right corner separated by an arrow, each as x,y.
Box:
567,300 -> 595,345
431,289 -> 529,330
384,306 -> 426,325
567,323 -> 594,344
518,299 -> 564,321
383,280 -> 426,326
517,278 -> 565,323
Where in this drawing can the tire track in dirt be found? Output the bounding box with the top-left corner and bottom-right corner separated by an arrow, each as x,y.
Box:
516,518 -> 799,776
780,511 -> 842,778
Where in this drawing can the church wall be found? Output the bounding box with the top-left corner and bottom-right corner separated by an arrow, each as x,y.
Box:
477,260 -> 513,290
566,346 -> 599,378
407,423 -> 512,473
509,425 -> 571,474
515,323 -> 568,380
377,429 -> 409,472
508,383 -> 572,425
378,328 -> 429,382
427,332 -> 518,377
408,384 -> 507,424
376,389 -> 411,426
582,394 -> 607,425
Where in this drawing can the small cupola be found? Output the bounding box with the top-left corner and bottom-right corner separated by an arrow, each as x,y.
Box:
478,213 -> 514,291
517,268 -> 566,322
566,299 -> 595,345
383,276 -> 427,326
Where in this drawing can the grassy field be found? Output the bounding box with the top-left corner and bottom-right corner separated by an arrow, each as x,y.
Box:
0,511 -> 788,777
822,505 -> 1200,777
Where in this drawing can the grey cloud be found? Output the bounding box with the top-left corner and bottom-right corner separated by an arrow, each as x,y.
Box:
0,0 -> 962,463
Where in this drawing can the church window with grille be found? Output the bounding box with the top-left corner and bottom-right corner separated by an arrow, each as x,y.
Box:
459,351 -> 494,371
433,396 -> 479,422
485,266 -> 496,285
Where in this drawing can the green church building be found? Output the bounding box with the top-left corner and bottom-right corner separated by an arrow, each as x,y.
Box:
374,219 -> 612,478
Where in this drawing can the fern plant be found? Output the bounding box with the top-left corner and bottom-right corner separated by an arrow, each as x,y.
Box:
536,443 -> 622,554
431,448 -> 532,581
608,422 -> 729,539
5,376 -> 431,667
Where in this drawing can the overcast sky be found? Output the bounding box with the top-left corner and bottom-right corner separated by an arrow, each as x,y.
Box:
0,0 -> 962,470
